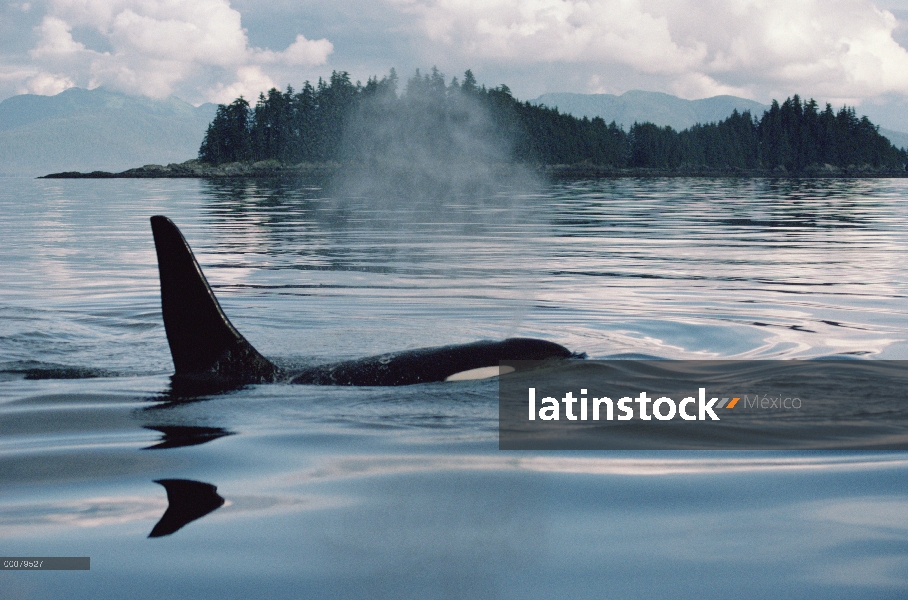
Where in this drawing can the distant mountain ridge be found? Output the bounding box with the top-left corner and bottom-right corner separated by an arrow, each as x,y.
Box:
880,128 -> 908,150
3,87 -> 906,177
0,87 -> 215,177
532,90 -> 770,131
532,90 -> 908,150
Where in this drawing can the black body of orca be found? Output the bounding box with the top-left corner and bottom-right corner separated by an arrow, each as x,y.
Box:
150,216 -> 575,387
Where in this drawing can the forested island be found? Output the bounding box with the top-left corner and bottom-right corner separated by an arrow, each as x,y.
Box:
45,69 -> 908,179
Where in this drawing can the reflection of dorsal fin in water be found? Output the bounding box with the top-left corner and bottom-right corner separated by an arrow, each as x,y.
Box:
142,425 -> 233,450
150,216 -> 277,385
149,479 -> 225,538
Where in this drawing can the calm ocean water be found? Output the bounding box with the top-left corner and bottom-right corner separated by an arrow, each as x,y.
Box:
2,176 -> 908,598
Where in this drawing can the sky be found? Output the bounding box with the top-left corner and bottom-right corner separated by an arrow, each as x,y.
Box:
4,0 -> 908,113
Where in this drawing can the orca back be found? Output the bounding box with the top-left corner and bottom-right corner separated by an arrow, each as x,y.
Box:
150,216 -> 277,385
290,338 -> 573,385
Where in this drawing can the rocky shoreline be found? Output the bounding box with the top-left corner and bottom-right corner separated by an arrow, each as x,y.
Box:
40,159 -> 339,179
40,159 -> 908,179
542,163 -> 908,178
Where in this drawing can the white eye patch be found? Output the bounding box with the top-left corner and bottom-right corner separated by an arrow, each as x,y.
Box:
444,365 -> 516,382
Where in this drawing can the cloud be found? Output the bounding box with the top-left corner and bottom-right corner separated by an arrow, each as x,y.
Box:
390,0 -> 908,100
208,65 -> 277,103
255,34 -> 336,67
25,71 -> 76,95
398,0 -> 706,71
18,0 -> 332,101
30,16 -> 86,58
5,0 -> 908,108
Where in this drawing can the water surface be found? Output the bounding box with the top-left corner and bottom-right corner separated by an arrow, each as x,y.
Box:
2,177 -> 908,598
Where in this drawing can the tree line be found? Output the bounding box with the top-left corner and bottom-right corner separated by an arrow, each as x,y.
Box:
199,69 -> 907,172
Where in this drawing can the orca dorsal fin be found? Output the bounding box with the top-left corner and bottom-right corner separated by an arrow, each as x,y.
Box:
150,216 -> 277,384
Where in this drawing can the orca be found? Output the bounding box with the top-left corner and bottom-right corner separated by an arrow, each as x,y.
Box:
150,215 -> 575,388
